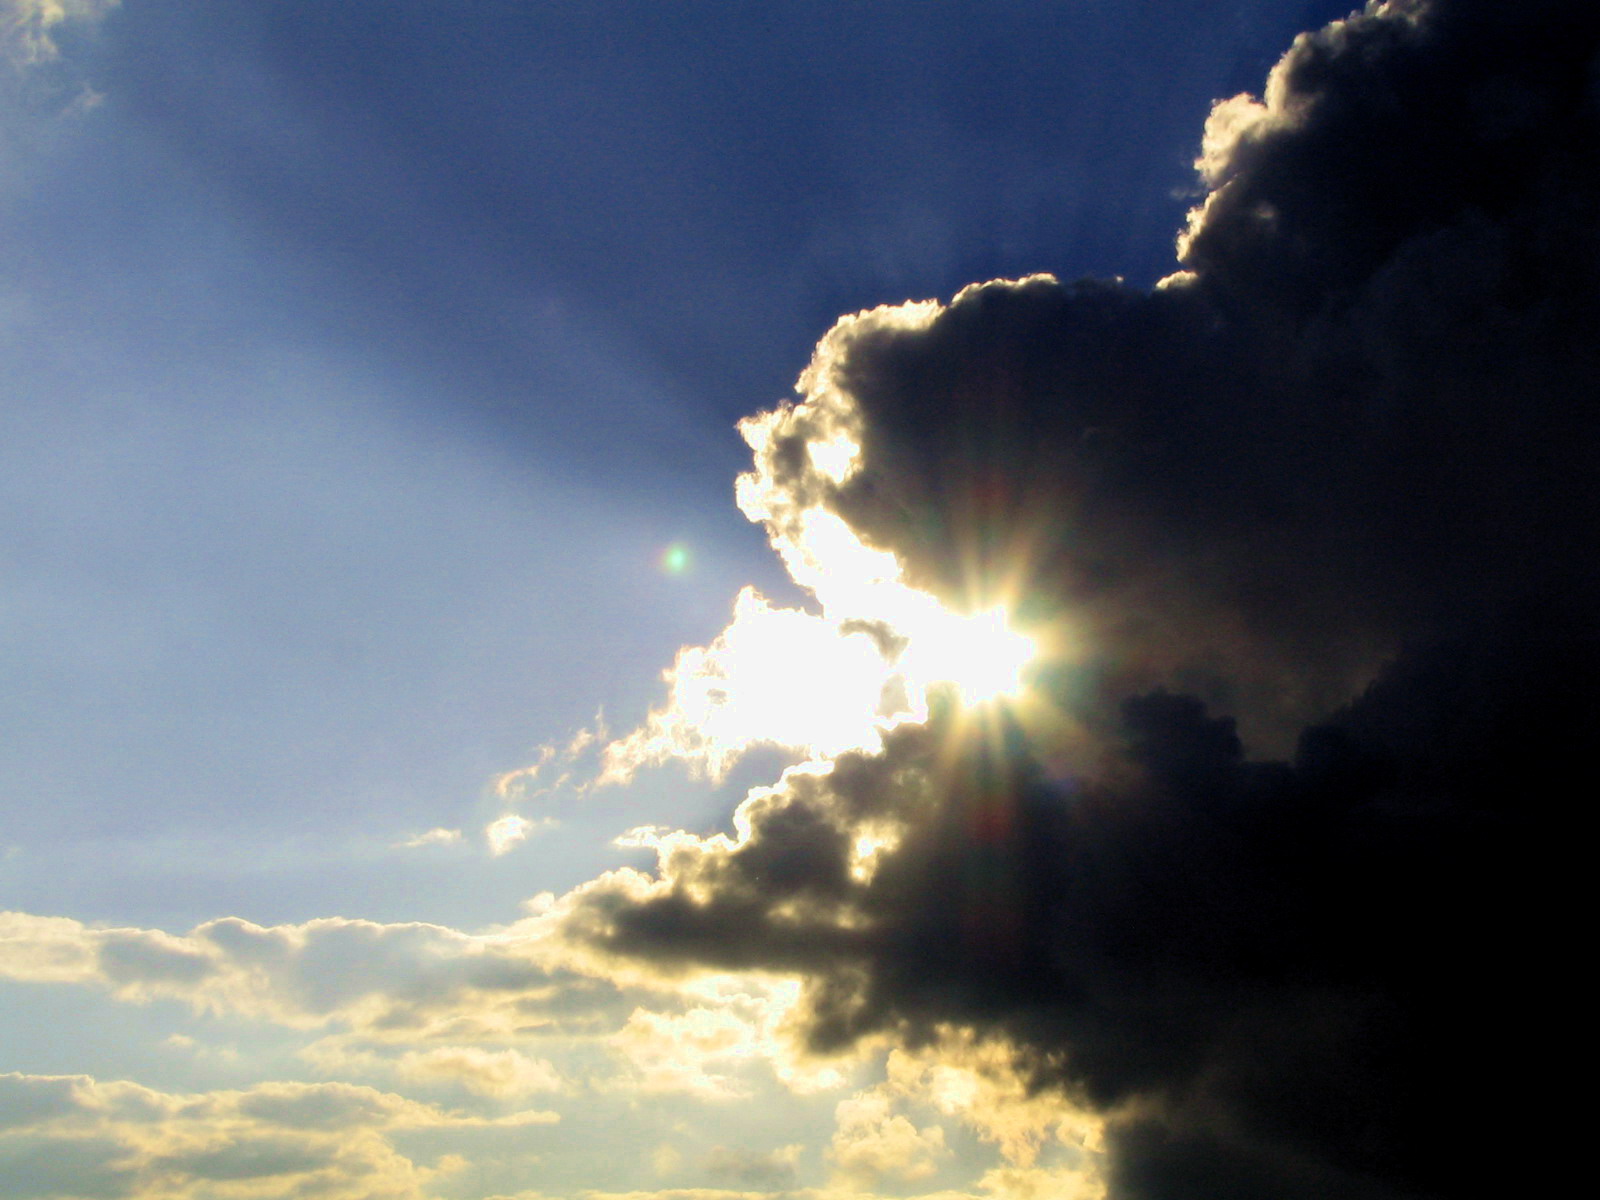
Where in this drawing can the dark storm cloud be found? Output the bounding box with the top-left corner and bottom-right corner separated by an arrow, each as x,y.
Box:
582,635 -> 1578,1197
819,247 -> 1600,747
564,2 -> 1599,1198
811,0 -> 1600,747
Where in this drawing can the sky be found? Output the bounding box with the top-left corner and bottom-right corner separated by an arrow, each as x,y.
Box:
1,2 -> 1592,1199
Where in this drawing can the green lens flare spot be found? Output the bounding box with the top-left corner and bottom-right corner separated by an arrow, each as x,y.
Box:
661,542 -> 691,575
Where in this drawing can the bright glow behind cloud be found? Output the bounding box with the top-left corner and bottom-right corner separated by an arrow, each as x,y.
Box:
604,342 -> 1037,783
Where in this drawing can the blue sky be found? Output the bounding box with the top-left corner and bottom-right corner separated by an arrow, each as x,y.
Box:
1,3 -> 1397,1198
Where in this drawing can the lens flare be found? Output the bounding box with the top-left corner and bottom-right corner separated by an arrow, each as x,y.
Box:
605,517 -> 1038,782
604,377 -> 1048,784
659,542 -> 691,576
899,605 -> 1037,707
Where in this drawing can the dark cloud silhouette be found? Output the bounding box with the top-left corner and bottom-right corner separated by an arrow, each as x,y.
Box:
564,1 -> 1597,1196
774,0 -> 1600,749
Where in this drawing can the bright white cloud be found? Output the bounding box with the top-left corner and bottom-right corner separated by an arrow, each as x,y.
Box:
487,813 -> 534,855
598,536 -> 1033,783
599,298 -> 1038,787
601,587 -> 905,780
486,813 -> 556,856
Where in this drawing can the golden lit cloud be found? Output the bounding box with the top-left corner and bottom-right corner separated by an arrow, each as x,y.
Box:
828,1088 -> 950,1186
880,1035 -> 1105,1170
0,910 -> 573,1034
969,1163 -> 1107,1200
0,1072 -> 554,1200
302,1040 -> 567,1100
611,1005 -> 769,1099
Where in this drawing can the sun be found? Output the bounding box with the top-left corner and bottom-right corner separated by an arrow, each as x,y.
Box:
605,410 -> 1042,782
604,510 -> 1040,783
898,603 -> 1037,707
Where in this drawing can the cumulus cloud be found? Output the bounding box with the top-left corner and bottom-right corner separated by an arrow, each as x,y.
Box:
549,2 -> 1600,1197
610,1004 -> 770,1099
593,971 -> 853,1099
723,5 -> 1600,762
828,1088 -> 949,1186
0,910 -> 588,1035
880,1036 -> 1103,1169
0,1072 -> 552,1200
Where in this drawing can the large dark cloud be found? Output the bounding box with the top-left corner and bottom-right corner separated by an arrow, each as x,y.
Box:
581,634 -> 1578,1196
807,0 -> 1600,747
566,1 -> 1598,1197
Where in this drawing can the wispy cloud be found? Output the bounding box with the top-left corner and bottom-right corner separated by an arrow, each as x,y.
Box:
396,826 -> 462,849
303,1041 -> 567,1100
2,0 -> 117,67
